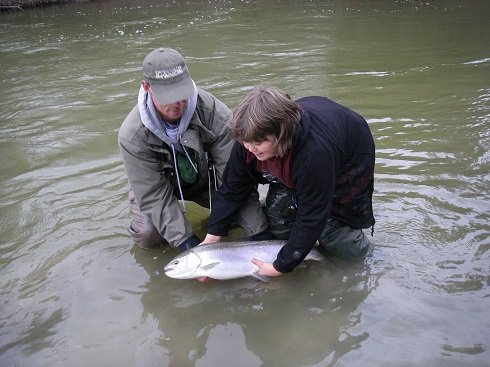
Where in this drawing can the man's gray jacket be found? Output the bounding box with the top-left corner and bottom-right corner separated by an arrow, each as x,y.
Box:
119,88 -> 245,248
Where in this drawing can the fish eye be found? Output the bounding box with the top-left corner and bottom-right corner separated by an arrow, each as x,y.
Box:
172,260 -> 180,265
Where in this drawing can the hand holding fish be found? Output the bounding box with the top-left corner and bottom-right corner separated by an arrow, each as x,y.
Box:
201,233 -> 222,244
251,258 -> 283,277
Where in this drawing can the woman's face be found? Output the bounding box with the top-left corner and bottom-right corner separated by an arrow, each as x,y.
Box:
243,137 -> 277,161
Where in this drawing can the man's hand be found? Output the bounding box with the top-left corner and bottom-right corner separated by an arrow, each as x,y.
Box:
251,258 -> 283,277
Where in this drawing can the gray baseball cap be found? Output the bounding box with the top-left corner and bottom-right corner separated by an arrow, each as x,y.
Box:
142,48 -> 194,105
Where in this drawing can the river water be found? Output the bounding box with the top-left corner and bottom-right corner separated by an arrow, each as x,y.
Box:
0,1 -> 489,366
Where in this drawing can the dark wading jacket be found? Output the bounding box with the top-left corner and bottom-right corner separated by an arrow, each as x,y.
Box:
207,96 -> 375,273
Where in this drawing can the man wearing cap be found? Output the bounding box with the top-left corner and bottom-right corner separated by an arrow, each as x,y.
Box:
118,48 -> 269,251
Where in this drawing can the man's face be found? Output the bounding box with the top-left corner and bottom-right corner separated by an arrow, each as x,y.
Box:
150,91 -> 187,123
142,80 -> 187,123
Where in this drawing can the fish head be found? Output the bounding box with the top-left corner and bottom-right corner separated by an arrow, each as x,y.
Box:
164,251 -> 201,279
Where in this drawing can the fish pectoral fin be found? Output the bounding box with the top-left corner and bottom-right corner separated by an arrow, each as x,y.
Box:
251,273 -> 270,282
200,261 -> 220,271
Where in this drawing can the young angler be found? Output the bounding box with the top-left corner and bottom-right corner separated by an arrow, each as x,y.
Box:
202,86 -> 375,277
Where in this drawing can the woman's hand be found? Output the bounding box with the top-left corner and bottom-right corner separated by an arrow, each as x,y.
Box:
201,233 -> 222,245
251,258 -> 283,277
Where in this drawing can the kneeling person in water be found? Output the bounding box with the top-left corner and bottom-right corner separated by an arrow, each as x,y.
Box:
202,86 -> 376,277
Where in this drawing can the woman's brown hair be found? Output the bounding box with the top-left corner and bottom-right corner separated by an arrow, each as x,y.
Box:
229,86 -> 300,157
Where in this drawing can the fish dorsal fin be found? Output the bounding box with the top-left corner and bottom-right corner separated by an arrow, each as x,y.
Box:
200,261 -> 220,271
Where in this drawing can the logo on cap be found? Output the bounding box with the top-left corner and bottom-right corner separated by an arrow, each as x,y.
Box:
154,65 -> 184,80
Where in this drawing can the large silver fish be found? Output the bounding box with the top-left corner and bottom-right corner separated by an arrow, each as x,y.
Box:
163,240 -> 325,281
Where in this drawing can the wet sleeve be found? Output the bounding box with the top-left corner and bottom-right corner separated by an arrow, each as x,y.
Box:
118,134 -> 194,247
207,142 -> 258,236
273,149 -> 336,273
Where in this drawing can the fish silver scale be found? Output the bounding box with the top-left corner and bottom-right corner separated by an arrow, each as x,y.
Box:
163,240 -> 325,280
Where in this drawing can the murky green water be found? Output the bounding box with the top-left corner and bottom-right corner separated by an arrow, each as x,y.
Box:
1,1 -> 489,366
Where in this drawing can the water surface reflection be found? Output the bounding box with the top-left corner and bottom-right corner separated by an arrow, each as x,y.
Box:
134,246 -> 374,366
